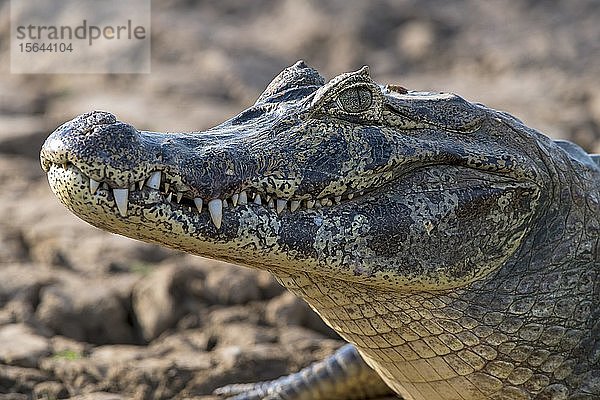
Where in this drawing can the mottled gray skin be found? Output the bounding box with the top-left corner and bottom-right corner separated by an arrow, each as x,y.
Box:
41,62 -> 599,400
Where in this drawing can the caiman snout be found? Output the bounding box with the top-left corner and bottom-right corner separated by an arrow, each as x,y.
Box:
40,111 -> 256,228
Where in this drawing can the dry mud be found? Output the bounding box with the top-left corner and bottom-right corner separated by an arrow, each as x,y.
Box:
0,1 -> 599,399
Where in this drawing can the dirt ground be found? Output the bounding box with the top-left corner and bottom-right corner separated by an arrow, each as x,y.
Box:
0,1 -> 599,399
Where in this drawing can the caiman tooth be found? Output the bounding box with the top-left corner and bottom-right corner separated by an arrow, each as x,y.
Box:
223,199 -> 228,209
254,194 -> 262,205
146,171 -> 161,189
138,180 -> 145,190
267,198 -> 275,209
194,198 -> 203,213
208,199 -> 223,228
347,193 -> 354,200
238,191 -> 248,205
231,194 -> 239,207
113,188 -> 129,217
290,200 -> 300,212
176,192 -> 183,203
306,199 -> 315,209
90,178 -> 101,194
334,196 -> 341,204
164,183 -> 170,193
166,192 -> 173,202
129,183 -> 135,192
276,199 -> 287,214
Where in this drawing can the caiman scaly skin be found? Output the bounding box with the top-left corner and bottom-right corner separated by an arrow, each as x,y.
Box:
40,62 -> 600,400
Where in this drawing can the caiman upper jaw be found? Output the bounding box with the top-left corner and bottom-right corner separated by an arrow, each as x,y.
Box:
43,159 -> 364,229
40,111 -> 364,229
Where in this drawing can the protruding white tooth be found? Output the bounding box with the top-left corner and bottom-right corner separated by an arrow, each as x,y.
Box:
62,162 -> 68,170
359,191 -> 364,196
276,199 -> 287,214
348,193 -> 354,200
146,171 -> 161,189
254,194 -> 262,205
231,194 -> 239,206
239,191 -> 248,205
267,198 -> 275,209
164,183 -> 170,193
194,198 -> 203,212
176,192 -> 183,203
113,188 -> 129,217
138,180 -> 145,190
90,178 -> 100,194
208,199 -> 223,229
306,200 -> 315,209
266,195 -> 272,203
290,200 -> 300,212
130,183 -> 135,191
166,192 -> 173,202
334,196 -> 341,204
223,199 -> 228,208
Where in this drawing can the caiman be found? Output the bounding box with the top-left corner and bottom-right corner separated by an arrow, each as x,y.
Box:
40,61 -> 600,400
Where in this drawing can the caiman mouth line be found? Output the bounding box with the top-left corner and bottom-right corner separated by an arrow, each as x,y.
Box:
45,161 -> 367,229
46,158 -> 528,233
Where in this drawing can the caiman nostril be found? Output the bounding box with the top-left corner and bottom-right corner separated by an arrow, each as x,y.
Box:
76,111 -> 117,133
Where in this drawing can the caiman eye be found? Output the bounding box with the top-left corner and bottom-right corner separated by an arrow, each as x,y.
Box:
337,86 -> 373,113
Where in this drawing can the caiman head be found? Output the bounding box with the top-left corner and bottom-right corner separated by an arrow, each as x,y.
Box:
41,61 -> 557,290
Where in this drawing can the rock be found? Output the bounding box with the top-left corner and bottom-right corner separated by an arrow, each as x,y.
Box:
188,343 -> 296,396
33,381 -> 69,399
203,265 -> 261,305
208,305 -> 262,326
0,228 -> 29,263
90,344 -> 148,363
209,323 -> 278,348
0,394 -> 28,400
50,336 -> 90,358
43,346 -> 211,400
149,329 -> 211,354
256,270 -> 285,299
0,263 -> 57,326
0,324 -> 50,368
0,264 -> 55,306
36,275 -> 137,344
0,365 -> 49,398
66,393 -> 124,400
132,263 -> 206,342
265,291 -> 339,338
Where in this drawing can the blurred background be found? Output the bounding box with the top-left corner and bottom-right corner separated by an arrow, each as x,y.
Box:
0,1 -> 599,399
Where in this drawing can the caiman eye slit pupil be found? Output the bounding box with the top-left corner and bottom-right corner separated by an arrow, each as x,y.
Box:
337,86 -> 373,113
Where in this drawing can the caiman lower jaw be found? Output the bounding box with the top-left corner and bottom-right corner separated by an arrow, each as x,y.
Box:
44,162 -> 366,230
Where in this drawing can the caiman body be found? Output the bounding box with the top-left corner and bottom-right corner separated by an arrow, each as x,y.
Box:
41,62 -> 599,400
